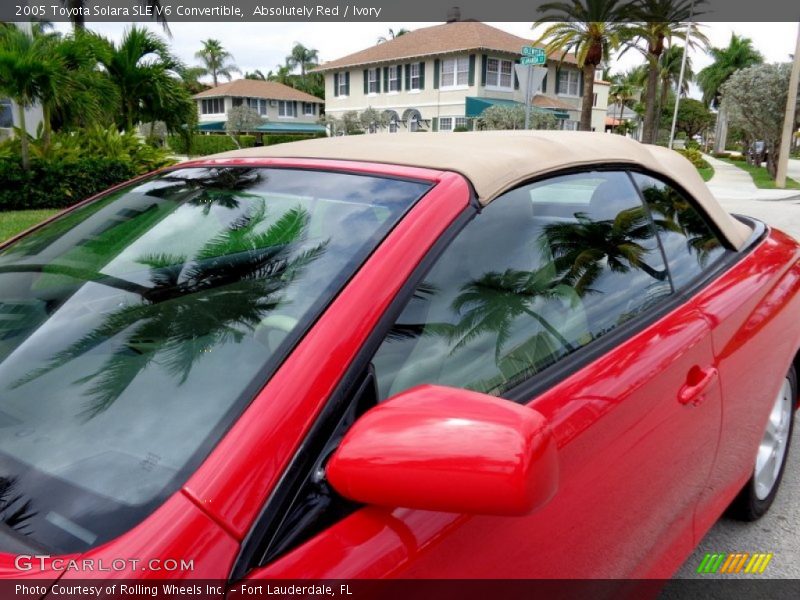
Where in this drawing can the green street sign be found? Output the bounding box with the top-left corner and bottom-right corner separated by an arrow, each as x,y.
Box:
521,55 -> 546,65
521,46 -> 546,64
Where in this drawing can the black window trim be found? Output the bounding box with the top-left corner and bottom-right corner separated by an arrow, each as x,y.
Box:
229,164 -> 768,581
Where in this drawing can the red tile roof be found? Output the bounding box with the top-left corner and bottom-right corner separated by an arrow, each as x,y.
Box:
194,80 -> 322,102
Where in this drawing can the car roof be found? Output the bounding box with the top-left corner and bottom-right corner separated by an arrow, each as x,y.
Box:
212,131 -> 752,250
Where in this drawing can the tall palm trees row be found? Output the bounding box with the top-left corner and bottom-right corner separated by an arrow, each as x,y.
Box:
0,24 -> 194,169
534,0 -> 762,146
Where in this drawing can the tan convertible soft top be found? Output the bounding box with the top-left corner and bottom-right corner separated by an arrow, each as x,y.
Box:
212,131 -> 752,250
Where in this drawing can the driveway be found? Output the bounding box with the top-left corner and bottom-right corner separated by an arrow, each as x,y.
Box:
674,168 -> 800,579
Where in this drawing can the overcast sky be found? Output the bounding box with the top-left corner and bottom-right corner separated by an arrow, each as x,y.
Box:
53,20 -> 799,97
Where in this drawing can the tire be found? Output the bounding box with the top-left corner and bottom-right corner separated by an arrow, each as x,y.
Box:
729,365 -> 796,521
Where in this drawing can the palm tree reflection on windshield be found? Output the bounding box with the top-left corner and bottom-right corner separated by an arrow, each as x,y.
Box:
0,476 -> 36,535
544,206 -> 668,296
14,201 -> 327,421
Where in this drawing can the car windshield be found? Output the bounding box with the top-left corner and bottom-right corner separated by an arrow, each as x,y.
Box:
0,166 -> 430,554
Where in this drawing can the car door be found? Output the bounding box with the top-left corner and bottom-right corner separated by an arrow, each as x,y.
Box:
238,169 -> 722,580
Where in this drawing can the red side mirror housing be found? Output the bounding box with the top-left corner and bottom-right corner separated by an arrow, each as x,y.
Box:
326,385 -> 559,516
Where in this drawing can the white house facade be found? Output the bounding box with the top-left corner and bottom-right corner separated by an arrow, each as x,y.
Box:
314,21 -> 609,134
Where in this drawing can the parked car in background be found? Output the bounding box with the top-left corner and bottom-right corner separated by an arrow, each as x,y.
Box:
0,132 -> 797,587
748,140 -> 768,166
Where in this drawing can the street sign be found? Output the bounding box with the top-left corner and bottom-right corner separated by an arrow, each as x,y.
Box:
520,56 -> 546,65
521,46 -> 546,64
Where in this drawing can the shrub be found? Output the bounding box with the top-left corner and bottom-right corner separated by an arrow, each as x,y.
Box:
713,151 -> 731,159
676,148 -> 710,170
262,133 -> 327,146
0,158 -> 138,211
684,139 -> 700,151
453,126 -> 470,132
167,134 -> 256,156
728,153 -> 747,162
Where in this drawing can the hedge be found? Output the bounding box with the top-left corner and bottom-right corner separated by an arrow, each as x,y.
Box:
262,133 -> 326,146
167,134 -> 257,156
676,148 -> 710,170
0,158 -> 138,211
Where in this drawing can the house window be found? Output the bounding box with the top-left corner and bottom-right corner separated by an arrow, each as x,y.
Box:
389,120 -> 399,133
367,68 -> 379,94
388,66 -> 401,91
278,101 -> 297,118
557,70 -> 580,96
337,74 -> 348,97
245,98 -> 267,115
592,92 -> 598,107
486,58 -> 513,89
201,98 -> 224,114
562,120 -> 579,131
410,63 -> 421,90
439,116 -> 469,132
441,57 -> 469,88
0,99 -> 12,128
303,102 -> 315,116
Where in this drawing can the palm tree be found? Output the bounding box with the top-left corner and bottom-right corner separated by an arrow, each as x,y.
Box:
245,69 -> 267,80
195,39 -> 239,87
176,64 -> 209,94
60,1 -> 168,31
285,43 -> 319,78
697,34 -> 763,153
0,26 -> 64,169
100,26 -> 193,131
534,0 -> 632,132
624,0 -> 708,144
609,75 -> 639,134
377,28 -> 411,44
268,65 -> 294,86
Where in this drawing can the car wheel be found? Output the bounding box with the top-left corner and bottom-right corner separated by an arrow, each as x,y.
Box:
730,365 -> 796,521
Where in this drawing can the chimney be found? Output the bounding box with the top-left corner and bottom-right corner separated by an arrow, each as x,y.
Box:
446,6 -> 461,22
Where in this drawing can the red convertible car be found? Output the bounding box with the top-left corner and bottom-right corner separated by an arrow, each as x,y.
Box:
0,132 -> 797,584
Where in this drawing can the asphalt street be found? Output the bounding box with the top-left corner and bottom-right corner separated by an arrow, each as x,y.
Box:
674,158 -> 800,579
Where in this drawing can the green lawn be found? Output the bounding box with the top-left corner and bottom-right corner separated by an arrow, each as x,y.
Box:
698,166 -> 714,182
717,158 -> 800,190
0,209 -> 60,242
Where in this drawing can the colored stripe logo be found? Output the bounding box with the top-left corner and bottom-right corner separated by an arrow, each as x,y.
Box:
696,552 -> 773,574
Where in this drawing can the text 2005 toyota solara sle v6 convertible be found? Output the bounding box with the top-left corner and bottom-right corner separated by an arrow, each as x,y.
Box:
0,132 -> 797,584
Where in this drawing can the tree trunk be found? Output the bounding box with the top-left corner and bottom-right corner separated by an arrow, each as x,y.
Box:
617,102 -> 624,134
42,103 -> 52,149
580,66 -> 595,132
713,104 -> 728,154
16,102 -> 29,171
642,60 -> 660,144
656,76 -> 670,142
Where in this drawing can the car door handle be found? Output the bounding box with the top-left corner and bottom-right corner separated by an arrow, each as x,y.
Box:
678,366 -> 718,406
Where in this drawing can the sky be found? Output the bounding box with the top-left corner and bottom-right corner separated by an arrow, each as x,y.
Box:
52,20 -> 799,98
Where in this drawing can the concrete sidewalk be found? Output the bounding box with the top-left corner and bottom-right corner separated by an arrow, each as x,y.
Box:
702,154 -> 800,201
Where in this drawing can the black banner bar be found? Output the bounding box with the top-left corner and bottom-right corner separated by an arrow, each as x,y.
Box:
2,0 -> 800,23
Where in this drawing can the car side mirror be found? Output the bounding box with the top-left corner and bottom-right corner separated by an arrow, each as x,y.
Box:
326,384 -> 559,516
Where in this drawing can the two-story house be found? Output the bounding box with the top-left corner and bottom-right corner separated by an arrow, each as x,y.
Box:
314,21 -> 609,133
193,80 -> 326,137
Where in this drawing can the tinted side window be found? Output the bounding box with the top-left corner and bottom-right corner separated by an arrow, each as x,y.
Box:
633,173 -> 726,288
371,171 -> 672,401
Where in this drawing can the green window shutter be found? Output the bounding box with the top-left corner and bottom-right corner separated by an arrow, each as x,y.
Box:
514,59 -> 520,90
433,59 -> 440,89
405,64 -> 411,89
345,72 -> 350,95
481,54 -> 488,86
419,62 -> 425,89
363,69 -> 368,94
468,54 -> 476,86
432,117 -> 439,132
376,67 -> 381,93
579,69 -> 585,97
555,67 -> 561,94
383,67 -> 389,92
293,101 -> 297,116
542,72 -> 548,94
334,73 -> 339,95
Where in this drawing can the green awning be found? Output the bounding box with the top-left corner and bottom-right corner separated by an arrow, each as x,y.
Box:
197,121 -> 226,132
196,121 -> 327,135
465,97 -> 520,118
465,97 -> 570,121
255,122 -> 327,135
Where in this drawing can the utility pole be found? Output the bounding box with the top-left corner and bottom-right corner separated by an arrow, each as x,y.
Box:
776,22 -> 800,188
669,0 -> 695,150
